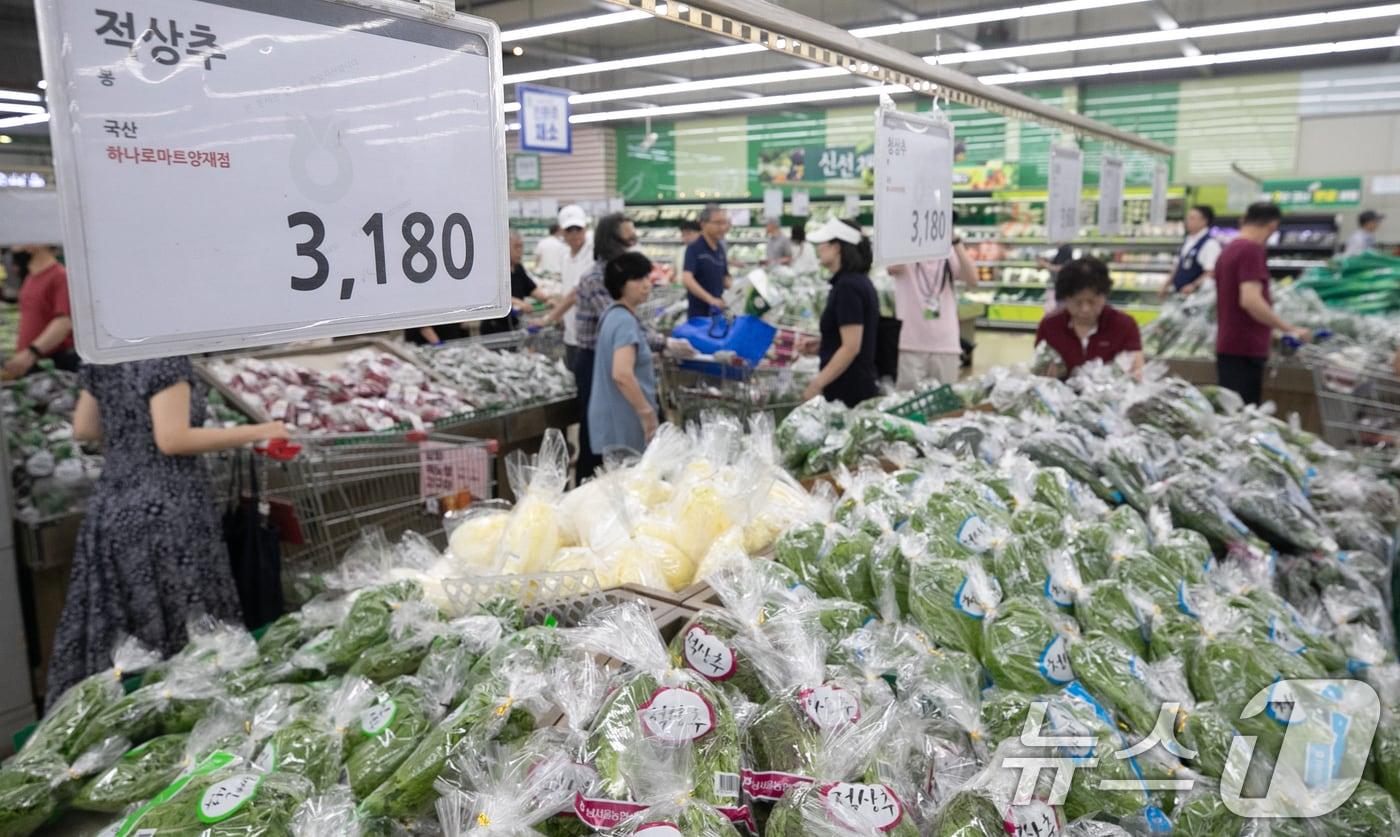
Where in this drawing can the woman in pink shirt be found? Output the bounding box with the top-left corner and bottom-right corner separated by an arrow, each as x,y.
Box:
889,237 -> 978,389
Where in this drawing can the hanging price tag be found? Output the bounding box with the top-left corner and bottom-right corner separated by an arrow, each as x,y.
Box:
763,188 -> 784,222
844,194 -> 861,219
36,0 -> 510,362
1046,144 -> 1083,244
874,106 -> 954,266
792,190 -> 811,217
1149,161 -> 1169,226
1098,154 -> 1125,235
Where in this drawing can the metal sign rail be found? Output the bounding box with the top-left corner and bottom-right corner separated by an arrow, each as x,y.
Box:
604,0 -> 1173,157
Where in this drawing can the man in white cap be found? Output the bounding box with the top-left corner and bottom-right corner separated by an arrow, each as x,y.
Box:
538,204 -> 595,368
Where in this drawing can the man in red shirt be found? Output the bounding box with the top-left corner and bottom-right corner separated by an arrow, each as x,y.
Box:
1034,257 -> 1143,379
1214,203 -> 1310,405
5,243 -> 76,379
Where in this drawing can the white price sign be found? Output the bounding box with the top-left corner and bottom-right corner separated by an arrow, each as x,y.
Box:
607,196 -> 625,214
37,0 -> 510,362
518,83 -> 572,155
874,107 -> 954,266
539,197 -> 560,221
763,188 -> 783,222
730,208 -> 752,228
1046,145 -> 1084,244
1097,154 -> 1125,235
1149,161 -> 1169,226
791,190 -> 811,217
844,194 -> 860,219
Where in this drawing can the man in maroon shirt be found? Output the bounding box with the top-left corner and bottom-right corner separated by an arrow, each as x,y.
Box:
1214,203 -> 1310,405
4,244 -> 76,378
1034,257 -> 1143,379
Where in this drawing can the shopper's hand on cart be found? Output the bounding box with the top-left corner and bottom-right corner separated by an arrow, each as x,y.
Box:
801,380 -> 822,403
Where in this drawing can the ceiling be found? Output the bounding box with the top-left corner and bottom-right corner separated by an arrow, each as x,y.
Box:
1,0 -> 1399,143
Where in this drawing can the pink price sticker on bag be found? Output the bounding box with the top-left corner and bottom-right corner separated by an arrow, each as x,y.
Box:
573,795 -> 647,829
419,441 -> 490,500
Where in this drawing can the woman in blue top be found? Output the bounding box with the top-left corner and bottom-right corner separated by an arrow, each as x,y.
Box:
801,217 -> 880,408
588,252 -> 659,460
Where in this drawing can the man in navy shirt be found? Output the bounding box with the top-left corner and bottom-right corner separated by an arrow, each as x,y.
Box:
682,206 -> 731,319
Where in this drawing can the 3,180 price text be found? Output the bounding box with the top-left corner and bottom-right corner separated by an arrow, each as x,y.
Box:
287,211 -> 475,300
910,208 -> 949,248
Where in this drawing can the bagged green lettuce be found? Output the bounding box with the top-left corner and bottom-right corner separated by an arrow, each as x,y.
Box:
346,601 -> 447,684
253,675 -> 376,791
1019,429 -> 1119,505
344,677 -> 440,801
1169,779 -> 1245,837
1066,635 -> 1180,738
928,788 -> 1003,837
909,556 -> 1002,657
299,579 -> 423,678
21,637 -> 161,761
434,740 -> 592,837
70,672 -> 223,756
357,632 -> 556,819
0,750 -> 73,837
1008,503 -> 1068,550
141,617 -> 258,689
1075,580 -> 1149,659
773,521 -> 838,598
112,751 -> 312,836
1177,702 -> 1237,780
982,599 -> 1077,693
763,705 -> 919,837
570,603 -> 741,811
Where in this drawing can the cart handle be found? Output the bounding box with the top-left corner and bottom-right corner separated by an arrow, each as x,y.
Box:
255,438 -> 302,461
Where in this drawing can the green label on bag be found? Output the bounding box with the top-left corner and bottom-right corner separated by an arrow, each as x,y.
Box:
198,771 -> 263,823
117,751 -> 237,837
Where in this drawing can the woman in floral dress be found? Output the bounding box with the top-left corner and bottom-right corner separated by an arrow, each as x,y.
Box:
45,356 -> 288,705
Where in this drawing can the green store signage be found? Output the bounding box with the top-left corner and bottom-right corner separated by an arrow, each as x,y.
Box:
1261,178 -> 1363,209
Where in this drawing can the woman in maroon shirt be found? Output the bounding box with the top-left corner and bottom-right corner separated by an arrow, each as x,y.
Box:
1034,257 -> 1143,380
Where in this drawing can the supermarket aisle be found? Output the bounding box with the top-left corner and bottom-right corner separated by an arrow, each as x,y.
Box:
969,329 -> 1036,377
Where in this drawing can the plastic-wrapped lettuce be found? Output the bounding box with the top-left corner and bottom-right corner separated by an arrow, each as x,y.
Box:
1169,779 -> 1245,837
1018,428 -> 1119,505
73,733 -> 188,813
1008,503 -> 1068,549
111,751 -> 312,836
317,580 -> 424,673
22,637 -> 160,760
1163,472 -> 1268,555
982,599 -> 1076,693
667,561 -> 801,704
254,676 -> 376,791
434,741 -> 587,837
1177,702 -> 1237,780
344,676 -> 440,801
776,397 -> 847,474
1074,580 -> 1149,659
763,706 -> 919,837
979,689 -> 1037,747
1372,715 -> 1400,799
773,521 -> 837,598
909,556 -> 1002,657
346,601 -> 447,684
0,743 -> 119,836
1097,436 -> 1158,513
357,632 -> 556,819
1066,635 -> 1171,738
70,672 -> 223,756
570,603 -> 742,811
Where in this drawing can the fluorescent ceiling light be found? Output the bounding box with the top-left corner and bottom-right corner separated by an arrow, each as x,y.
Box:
570,85 -> 909,124
979,34 -> 1400,84
0,103 -> 46,115
852,0 -> 1150,38
501,9 -> 650,43
929,3 -> 1400,65
0,112 -> 50,129
502,0 -> 1148,86
568,67 -> 847,104
0,89 -> 43,103
503,44 -> 764,86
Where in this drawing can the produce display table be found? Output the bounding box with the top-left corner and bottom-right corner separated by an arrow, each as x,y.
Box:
1164,357 -> 1323,433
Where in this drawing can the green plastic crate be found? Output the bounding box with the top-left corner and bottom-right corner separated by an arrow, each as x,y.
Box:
886,384 -> 964,424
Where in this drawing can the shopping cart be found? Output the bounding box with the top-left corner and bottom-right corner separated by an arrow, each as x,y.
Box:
659,355 -> 812,426
637,284 -> 689,332
1295,340 -> 1400,469
251,431 -> 497,572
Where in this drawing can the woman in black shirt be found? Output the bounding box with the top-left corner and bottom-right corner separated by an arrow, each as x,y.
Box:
801,218 -> 880,408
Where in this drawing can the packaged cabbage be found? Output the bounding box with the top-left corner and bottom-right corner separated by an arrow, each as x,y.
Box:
982,599 -> 1076,693
1074,580 -> 1149,660
112,751 -> 312,836
909,556 -> 1002,656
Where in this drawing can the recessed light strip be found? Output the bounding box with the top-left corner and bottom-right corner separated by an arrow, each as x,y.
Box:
500,9 -> 651,43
